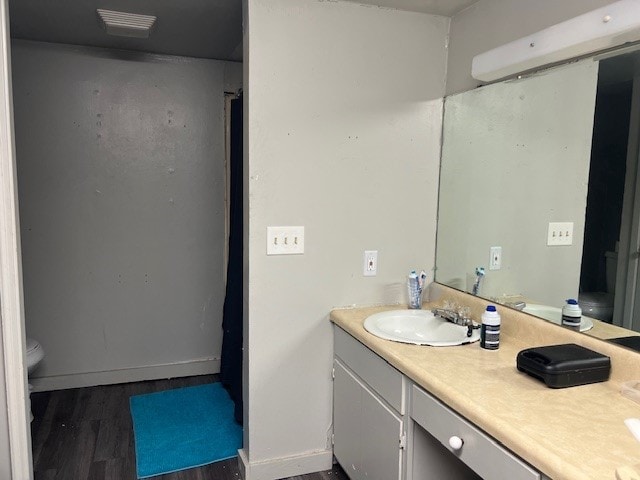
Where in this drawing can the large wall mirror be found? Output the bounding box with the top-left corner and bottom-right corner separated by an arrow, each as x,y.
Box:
436,48 -> 640,351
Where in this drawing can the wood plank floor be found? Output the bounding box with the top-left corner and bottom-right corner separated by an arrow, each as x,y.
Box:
31,375 -> 349,480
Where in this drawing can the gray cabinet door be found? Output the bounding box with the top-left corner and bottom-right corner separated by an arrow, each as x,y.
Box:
333,359 -> 403,480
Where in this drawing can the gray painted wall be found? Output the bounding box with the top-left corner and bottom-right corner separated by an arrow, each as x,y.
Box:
11,40 -> 242,388
243,0 -> 447,471
447,0 -> 618,95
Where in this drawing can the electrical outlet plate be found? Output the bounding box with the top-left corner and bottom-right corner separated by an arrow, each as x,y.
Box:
489,246 -> 502,270
547,222 -> 574,246
266,226 -> 304,255
363,250 -> 378,276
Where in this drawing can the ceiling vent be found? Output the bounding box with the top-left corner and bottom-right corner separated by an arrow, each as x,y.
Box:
97,9 -> 157,38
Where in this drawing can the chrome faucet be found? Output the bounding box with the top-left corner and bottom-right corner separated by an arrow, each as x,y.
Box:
472,267 -> 485,296
432,308 -> 480,337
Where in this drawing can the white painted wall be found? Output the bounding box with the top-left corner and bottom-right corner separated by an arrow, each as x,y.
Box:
11,40 -> 242,389
242,0 -> 447,477
446,0 -> 618,95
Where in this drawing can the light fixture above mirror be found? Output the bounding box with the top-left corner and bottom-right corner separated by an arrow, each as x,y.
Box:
472,0 -> 640,82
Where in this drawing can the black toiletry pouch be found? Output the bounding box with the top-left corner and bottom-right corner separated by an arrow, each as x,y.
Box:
516,343 -> 610,388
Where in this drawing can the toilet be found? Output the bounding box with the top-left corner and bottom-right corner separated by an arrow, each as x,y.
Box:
26,337 -> 44,374
26,337 -> 44,421
579,250 -> 617,323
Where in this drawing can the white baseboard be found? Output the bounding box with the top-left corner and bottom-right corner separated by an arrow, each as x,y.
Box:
29,357 -> 220,392
238,447 -> 333,480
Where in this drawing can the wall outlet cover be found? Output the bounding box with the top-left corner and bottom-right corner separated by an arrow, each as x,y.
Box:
363,250 -> 378,276
489,246 -> 502,270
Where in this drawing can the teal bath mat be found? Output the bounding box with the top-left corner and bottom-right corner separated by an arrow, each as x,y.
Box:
130,382 -> 243,478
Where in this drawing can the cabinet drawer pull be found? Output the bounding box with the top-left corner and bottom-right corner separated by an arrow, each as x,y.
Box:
448,435 -> 464,450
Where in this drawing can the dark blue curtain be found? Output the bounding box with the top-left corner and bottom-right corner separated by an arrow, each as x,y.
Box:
220,95 -> 243,424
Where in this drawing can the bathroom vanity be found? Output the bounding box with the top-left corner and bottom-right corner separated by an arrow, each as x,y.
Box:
330,286 -> 640,480
333,326 -> 542,480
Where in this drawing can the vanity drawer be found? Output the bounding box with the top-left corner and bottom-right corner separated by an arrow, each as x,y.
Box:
410,385 -> 540,480
334,326 -> 404,413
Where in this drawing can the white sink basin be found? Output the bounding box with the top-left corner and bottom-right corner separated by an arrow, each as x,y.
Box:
522,304 -> 594,332
363,309 -> 480,346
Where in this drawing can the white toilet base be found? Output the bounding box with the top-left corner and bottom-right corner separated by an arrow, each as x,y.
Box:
29,383 -> 33,422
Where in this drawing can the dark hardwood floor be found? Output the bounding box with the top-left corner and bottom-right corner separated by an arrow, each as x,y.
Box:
30,375 -> 348,480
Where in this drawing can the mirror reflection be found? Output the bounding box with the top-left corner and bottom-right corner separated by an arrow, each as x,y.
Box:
435,50 -> 640,350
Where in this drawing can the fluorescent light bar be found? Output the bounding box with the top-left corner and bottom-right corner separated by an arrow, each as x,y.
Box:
472,0 -> 640,82
97,9 -> 157,39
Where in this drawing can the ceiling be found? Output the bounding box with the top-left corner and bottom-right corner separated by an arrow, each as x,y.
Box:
8,0 -> 244,61
345,0 -> 478,16
7,0 -> 478,61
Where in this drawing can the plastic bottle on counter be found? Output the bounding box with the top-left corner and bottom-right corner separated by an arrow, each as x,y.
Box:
481,305 -> 500,350
562,299 -> 582,331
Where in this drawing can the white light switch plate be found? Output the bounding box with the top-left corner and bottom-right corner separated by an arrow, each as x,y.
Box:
266,226 -> 304,255
547,222 -> 574,246
267,227 -> 304,255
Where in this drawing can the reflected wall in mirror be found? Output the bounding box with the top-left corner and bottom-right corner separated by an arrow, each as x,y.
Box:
435,52 -> 640,347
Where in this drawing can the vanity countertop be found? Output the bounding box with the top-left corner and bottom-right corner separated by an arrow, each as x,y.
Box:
330,292 -> 640,480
